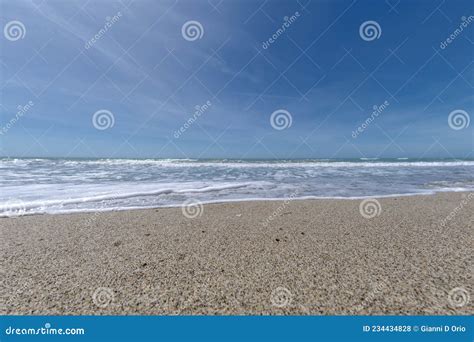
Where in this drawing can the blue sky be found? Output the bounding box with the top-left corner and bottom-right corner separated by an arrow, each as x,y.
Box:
0,0 -> 473,159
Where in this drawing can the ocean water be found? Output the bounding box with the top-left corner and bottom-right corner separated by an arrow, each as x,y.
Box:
1,158 -> 473,216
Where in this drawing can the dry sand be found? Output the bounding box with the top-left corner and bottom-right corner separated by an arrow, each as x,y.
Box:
0,192 -> 472,315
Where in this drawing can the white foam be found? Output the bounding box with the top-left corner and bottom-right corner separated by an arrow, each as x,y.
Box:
1,158 -> 473,216
3,188 -> 474,217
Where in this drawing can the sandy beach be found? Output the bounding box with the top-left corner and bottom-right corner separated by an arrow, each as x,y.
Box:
1,192 -> 472,315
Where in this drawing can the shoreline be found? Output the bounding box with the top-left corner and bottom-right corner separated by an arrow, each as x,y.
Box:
1,192 -> 472,315
2,189 -> 473,218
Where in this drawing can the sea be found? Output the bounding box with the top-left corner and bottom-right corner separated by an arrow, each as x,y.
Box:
1,158 -> 473,216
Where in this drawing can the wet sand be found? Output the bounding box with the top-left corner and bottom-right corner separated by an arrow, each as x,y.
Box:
1,192 -> 472,315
